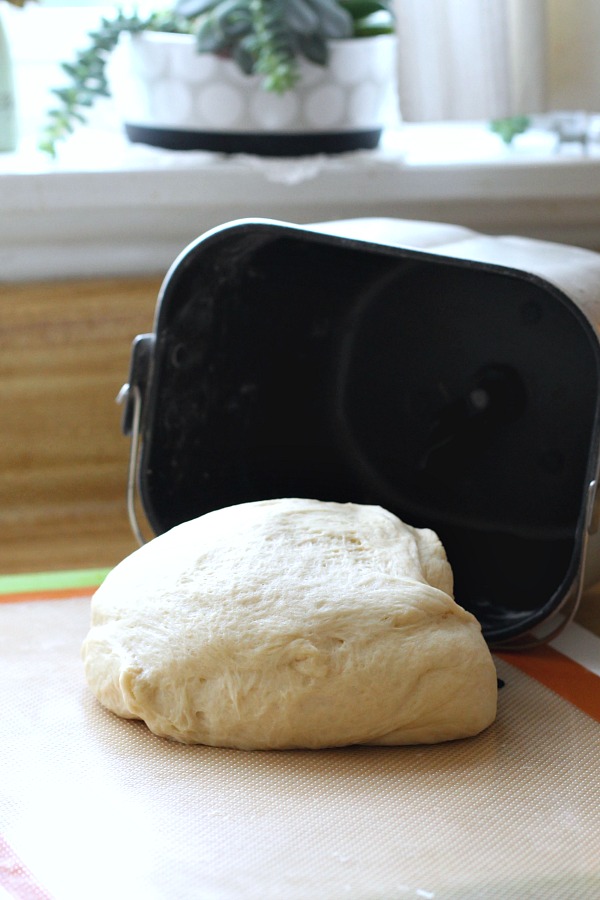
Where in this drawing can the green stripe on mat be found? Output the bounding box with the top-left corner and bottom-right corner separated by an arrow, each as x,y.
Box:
0,568 -> 111,595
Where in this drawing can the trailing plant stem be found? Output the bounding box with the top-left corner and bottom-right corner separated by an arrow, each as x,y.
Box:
249,0 -> 299,93
39,13 -> 189,157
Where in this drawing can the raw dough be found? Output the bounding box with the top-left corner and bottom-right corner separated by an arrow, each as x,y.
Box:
82,498 -> 497,748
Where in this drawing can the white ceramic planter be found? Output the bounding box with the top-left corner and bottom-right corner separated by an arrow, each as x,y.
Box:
108,32 -> 398,155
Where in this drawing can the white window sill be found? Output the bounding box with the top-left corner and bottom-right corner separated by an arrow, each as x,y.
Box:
2,123 -> 600,281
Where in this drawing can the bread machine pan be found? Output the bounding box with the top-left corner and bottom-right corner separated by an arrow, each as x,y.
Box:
119,217 -> 600,648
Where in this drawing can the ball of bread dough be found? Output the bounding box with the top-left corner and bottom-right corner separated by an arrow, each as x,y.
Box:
82,498 -> 497,749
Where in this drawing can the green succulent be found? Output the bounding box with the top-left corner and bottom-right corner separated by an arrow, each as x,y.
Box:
39,0 -> 394,156
178,0 -> 393,92
490,115 -> 531,145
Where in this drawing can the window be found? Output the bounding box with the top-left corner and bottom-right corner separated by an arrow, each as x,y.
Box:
4,0 -> 600,151
2,0 -> 600,282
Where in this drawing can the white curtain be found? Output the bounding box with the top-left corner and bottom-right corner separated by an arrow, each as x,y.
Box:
395,0 -> 547,121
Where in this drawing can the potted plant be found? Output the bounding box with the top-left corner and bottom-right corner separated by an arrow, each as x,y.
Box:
40,0 -> 396,157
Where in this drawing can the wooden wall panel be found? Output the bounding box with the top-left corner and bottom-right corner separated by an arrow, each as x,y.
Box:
0,277 -> 161,574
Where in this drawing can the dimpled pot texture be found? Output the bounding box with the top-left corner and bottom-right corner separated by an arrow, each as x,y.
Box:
107,32 -> 399,153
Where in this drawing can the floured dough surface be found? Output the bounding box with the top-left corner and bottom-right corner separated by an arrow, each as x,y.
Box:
82,499 -> 497,749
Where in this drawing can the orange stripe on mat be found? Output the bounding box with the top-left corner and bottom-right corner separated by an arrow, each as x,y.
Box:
0,586 -> 97,604
0,834 -> 53,900
496,645 -> 600,722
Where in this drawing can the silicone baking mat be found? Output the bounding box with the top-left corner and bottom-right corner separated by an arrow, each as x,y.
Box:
1,572 -> 599,900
